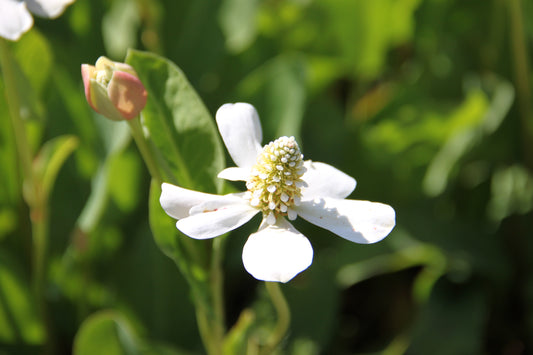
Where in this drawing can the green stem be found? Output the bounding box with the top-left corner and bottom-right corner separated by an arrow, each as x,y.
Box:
127,116 -> 164,184
261,282 -> 290,355
508,0 -> 533,169
130,117 -> 225,353
195,306 -> 219,355
0,38 -> 53,353
31,203 -> 54,354
211,237 -> 226,352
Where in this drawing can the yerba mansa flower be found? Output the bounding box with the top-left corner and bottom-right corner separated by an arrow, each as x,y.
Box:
160,103 -> 396,283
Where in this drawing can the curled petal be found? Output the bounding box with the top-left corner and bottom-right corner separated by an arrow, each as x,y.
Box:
242,218 -> 313,283
296,197 -> 395,244
160,182 -> 225,219
300,161 -> 356,200
81,64 -> 97,110
217,167 -> 251,181
25,0 -> 74,18
0,0 -> 33,41
216,103 -> 263,168
177,199 -> 259,239
108,70 -> 147,120
87,78 -> 125,121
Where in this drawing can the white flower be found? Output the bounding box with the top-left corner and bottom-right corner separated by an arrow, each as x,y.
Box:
160,103 -> 396,283
0,0 -> 75,41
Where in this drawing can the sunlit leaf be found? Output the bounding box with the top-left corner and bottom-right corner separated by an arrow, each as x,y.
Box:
108,150 -> 142,213
12,30 -> 52,95
423,77 -> 514,196
487,164 -> 533,222
102,0 -> 141,59
219,0 -> 259,53
125,49 -> 225,193
237,54 -> 307,142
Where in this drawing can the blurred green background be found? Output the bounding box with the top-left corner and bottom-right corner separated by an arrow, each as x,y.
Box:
1,0 -> 533,354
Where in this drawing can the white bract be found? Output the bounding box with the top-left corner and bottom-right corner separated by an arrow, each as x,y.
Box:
160,103 -> 396,283
0,0 -> 75,41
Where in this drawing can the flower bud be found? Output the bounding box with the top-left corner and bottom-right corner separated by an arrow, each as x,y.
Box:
81,57 -> 147,121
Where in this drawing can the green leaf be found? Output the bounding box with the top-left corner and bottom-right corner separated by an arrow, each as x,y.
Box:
108,150 -> 142,213
148,180 -> 211,311
407,278 -> 488,355
423,77 -> 514,196
219,0 -> 260,53
12,30 -> 53,95
0,79 -> 20,205
0,249 -> 44,344
237,54 -> 307,142
322,0 -> 421,79
33,135 -> 79,202
102,0 -> 141,59
223,310 -> 255,355
73,310 -> 141,355
125,49 -> 225,193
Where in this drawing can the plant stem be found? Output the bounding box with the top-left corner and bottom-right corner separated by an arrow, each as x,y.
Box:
195,306 -> 219,355
127,116 -> 164,184
262,282 -> 290,355
0,38 -> 53,354
211,237 -> 226,352
131,117 -> 226,353
508,0 -> 533,169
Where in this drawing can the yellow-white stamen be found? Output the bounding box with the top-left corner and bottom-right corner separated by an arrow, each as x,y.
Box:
246,136 -> 306,224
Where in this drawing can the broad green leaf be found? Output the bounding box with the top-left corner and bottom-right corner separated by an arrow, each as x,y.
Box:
219,0 -> 260,53
108,150 -> 142,213
33,135 -> 79,202
103,0 -> 141,59
148,180 -> 211,312
0,79 -> 20,205
12,30 -> 52,95
423,77 -> 514,196
125,49 -> 225,193
0,38 -> 45,124
148,181 -> 181,260
487,164 -> 533,222
321,0 -> 421,79
75,116 -> 131,233
0,249 -> 44,344
237,54 -> 307,142
407,278 -> 487,355
73,311 -> 141,355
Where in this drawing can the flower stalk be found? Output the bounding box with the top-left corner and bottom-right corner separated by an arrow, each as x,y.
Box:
0,37 -> 53,354
508,0 -> 533,169
127,116 -> 163,185
262,282 -> 291,355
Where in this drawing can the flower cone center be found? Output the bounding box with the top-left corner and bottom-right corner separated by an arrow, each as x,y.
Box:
246,136 -> 306,223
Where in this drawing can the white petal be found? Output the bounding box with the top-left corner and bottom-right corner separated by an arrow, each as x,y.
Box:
177,199 -> 259,239
160,182 -> 227,219
0,0 -> 33,41
25,0 -> 74,18
296,197 -> 395,244
216,103 -> 263,168
300,161 -> 356,199
217,167 -> 250,181
242,218 -> 313,283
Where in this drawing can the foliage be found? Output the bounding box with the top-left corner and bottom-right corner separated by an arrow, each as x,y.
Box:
1,0 -> 533,354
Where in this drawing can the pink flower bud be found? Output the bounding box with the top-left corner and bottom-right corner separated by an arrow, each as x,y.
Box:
81,57 -> 147,121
